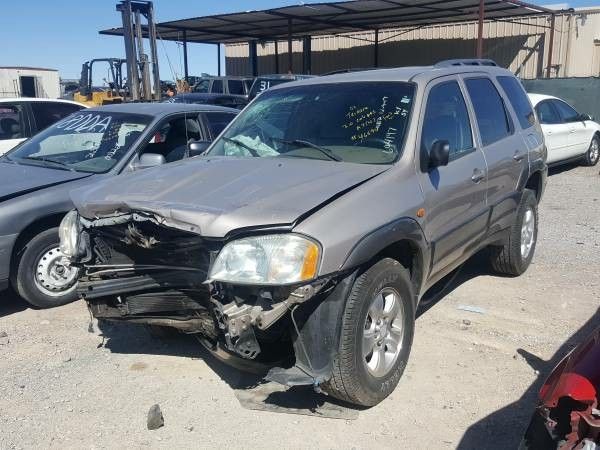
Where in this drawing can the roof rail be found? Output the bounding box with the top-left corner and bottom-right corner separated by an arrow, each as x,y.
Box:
435,59 -> 498,68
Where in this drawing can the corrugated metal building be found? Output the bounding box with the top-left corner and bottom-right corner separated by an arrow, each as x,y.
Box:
225,8 -> 600,79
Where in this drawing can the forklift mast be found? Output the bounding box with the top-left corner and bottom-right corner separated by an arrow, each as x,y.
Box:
117,0 -> 160,101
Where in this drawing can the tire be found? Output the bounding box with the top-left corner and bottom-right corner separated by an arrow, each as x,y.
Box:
12,227 -> 79,309
489,189 -> 538,276
582,136 -> 599,167
323,258 -> 415,407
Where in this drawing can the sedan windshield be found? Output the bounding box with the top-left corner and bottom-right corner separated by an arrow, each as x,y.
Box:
208,82 -> 415,164
6,111 -> 151,173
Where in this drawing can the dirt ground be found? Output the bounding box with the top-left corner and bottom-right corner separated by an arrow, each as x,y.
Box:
1,163 -> 598,450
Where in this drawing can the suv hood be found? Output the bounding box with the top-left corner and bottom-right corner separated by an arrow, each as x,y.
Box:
71,156 -> 388,237
0,160 -> 92,203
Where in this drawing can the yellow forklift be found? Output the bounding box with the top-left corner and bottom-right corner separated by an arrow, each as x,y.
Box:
73,58 -> 127,106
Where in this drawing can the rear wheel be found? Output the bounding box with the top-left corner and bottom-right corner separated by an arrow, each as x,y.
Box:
582,136 -> 599,166
489,189 -> 538,276
12,227 -> 79,308
323,258 -> 415,407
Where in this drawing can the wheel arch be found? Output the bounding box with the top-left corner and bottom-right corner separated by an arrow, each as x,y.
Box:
10,212 -> 66,272
340,217 -> 429,300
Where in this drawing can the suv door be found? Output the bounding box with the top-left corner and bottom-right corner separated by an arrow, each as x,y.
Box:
416,77 -> 488,277
0,102 -> 31,155
463,76 -> 529,233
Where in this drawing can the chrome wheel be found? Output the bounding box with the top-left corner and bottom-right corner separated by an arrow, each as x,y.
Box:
589,139 -> 599,164
34,246 -> 78,297
362,287 -> 405,377
520,208 -> 535,259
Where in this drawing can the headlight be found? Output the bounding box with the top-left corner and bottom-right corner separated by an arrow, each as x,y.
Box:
209,234 -> 320,285
59,210 -> 80,257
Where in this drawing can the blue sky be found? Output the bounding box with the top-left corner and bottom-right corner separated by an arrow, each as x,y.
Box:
1,0 -> 597,82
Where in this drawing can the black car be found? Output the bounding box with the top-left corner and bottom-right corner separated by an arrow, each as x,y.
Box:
0,103 -> 237,308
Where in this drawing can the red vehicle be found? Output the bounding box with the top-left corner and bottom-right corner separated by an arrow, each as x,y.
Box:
520,327 -> 600,449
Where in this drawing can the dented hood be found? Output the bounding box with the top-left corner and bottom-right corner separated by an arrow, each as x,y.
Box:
71,156 -> 387,237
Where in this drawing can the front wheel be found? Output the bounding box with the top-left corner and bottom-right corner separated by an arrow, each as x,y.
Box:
582,136 -> 599,167
323,258 -> 415,407
12,227 -> 79,308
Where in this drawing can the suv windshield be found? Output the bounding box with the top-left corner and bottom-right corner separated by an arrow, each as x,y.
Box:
208,82 -> 415,164
6,111 -> 151,173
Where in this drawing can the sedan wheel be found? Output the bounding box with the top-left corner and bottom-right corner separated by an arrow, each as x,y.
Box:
34,246 -> 78,297
584,136 -> 599,166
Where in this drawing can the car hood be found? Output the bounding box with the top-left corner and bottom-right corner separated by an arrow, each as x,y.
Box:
0,161 -> 92,203
71,156 -> 388,237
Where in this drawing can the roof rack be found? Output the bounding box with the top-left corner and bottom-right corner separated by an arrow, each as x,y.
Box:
435,59 -> 498,68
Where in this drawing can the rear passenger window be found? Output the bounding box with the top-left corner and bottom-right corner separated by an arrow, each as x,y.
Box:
465,78 -> 511,146
211,80 -> 224,94
497,76 -> 535,129
227,80 -> 244,95
535,101 -> 561,125
422,81 -> 473,160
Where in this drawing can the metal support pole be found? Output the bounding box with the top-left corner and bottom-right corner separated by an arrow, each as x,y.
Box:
249,41 -> 258,77
546,14 -> 556,78
303,36 -> 312,74
183,30 -> 189,83
476,0 -> 485,58
119,0 -> 140,101
374,29 -> 379,67
135,9 -> 151,101
146,1 -> 161,100
217,44 -> 221,76
274,41 -> 279,74
287,18 -> 293,73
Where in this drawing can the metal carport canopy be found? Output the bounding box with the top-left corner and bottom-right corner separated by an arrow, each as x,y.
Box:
100,0 -> 552,44
99,0 -> 555,76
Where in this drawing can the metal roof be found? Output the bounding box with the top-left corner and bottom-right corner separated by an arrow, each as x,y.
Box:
99,0 -> 553,45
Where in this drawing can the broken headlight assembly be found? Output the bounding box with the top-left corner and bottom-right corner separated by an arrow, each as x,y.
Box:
58,210 -> 81,257
209,234 -> 320,285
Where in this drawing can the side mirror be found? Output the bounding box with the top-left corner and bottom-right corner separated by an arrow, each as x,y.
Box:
189,140 -> 211,157
136,153 -> 166,170
428,140 -> 450,169
578,113 -> 592,122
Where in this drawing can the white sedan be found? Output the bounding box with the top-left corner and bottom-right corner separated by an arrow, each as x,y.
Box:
528,93 -> 599,167
0,98 -> 86,155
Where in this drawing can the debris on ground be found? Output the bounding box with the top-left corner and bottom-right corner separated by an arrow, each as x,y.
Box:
147,404 -> 164,430
457,305 -> 486,314
0,331 -> 9,345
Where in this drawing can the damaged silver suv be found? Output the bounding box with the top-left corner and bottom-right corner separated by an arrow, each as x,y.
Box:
62,60 -> 547,407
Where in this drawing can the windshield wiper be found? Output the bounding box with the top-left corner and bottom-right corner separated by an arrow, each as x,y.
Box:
222,137 -> 260,157
21,156 -> 75,171
274,138 -> 342,162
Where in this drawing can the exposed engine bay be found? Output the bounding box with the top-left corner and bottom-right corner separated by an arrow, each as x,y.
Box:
72,212 -> 348,384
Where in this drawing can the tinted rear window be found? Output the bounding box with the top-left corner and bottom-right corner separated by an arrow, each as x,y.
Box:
465,78 -> 512,146
497,76 -> 535,130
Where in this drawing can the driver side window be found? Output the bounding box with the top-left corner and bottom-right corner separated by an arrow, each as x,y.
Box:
421,81 -> 473,161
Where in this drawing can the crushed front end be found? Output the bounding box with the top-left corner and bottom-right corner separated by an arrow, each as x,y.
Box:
67,211 -> 351,385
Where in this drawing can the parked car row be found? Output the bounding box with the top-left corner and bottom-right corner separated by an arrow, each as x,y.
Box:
1,60 -> 598,411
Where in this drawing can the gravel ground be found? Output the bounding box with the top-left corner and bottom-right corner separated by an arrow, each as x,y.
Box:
0,163 -> 598,450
